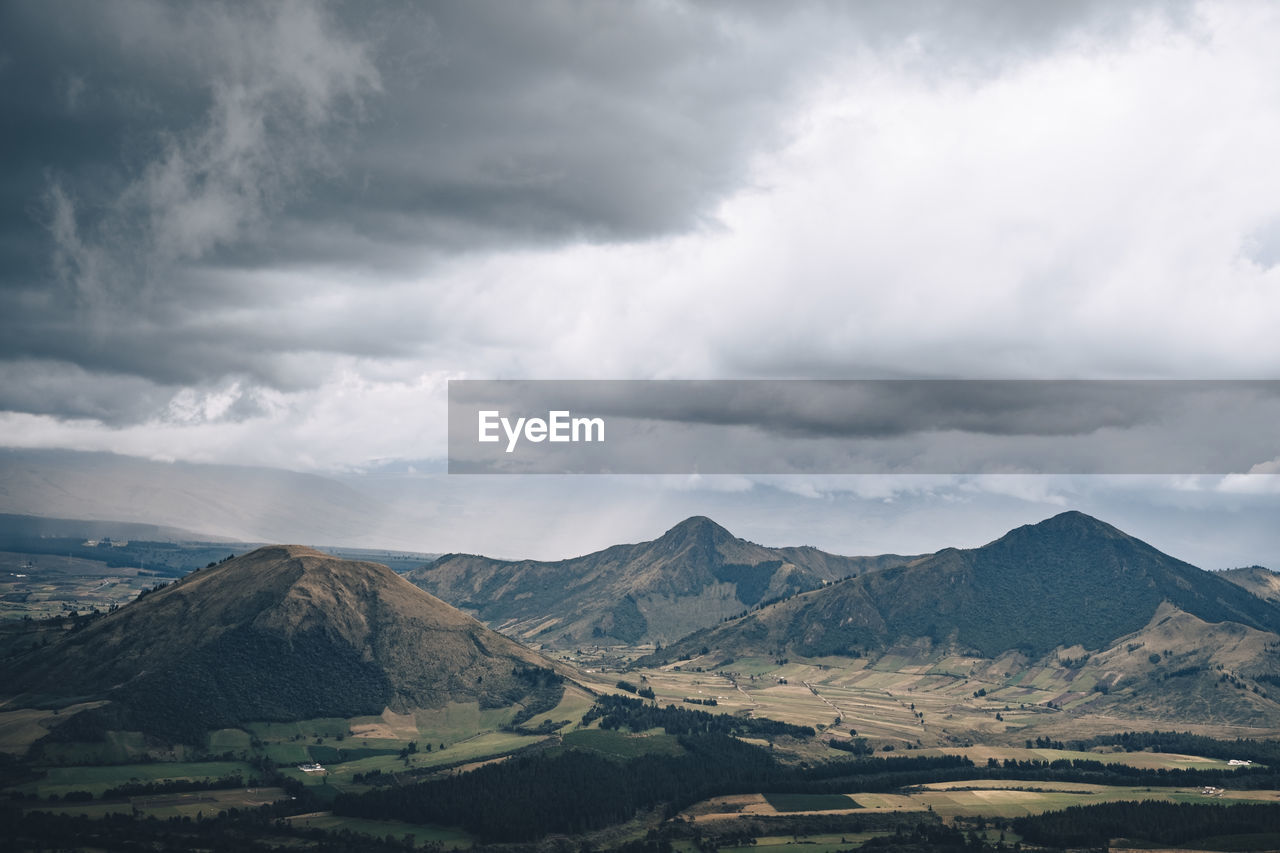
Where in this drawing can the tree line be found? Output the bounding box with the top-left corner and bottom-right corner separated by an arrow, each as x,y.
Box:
582,693 -> 815,738
1071,729 -> 1280,766
1015,800 -> 1280,848
334,728 -> 969,842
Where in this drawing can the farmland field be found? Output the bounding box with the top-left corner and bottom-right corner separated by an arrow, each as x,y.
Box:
762,792 -> 859,812
0,701 -> 110,755
0,551 -> 158,620
21,786 -> 287,820
562,728 -> 685,759
688,781 -> 1280,823
14,760 -> 255,798
711,833 -> 893,853
281,729 -> 547,791
917,745 -> 1251,771
286,812 -> 472,848
626,656 -> 1280,748
11,641 -> 1280,849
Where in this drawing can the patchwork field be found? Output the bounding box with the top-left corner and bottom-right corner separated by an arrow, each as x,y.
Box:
688,781 -> 1280,823
10,642 -> 1280,850
0,551 -> 169,620
282,729 -> 546,793
1,686 -> 595,837
622,655 -> 1280,748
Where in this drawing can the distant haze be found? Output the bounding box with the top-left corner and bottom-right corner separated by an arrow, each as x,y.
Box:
2,3 -> 1279,557
3,449 -> 1278,574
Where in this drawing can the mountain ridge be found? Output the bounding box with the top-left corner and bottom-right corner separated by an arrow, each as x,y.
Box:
1220,565 -> 1280,604
650,511 -> 1280,662
407,516 -> 922,646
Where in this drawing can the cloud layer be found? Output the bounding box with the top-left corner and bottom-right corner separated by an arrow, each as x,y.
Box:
3,1 -> 1279,473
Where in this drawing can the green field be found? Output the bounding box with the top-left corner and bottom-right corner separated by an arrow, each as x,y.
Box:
854,781 -> 1280,819
263,741 -> 312,765
688,781 -> 1280,825
17,760 -> 256,798
281,729 -> 547,793
0,702 -> 110,756
3,700 -> 555,821
408,702 -> 520,745
561,728 -> 685,759
514,684 -> 597,732
761,792 -> 859,812
1176,832 -> 1280,851
12,642 -> 1280,850
714,833 -> 892,853
246,717 -> 354,741
286,812 -> 472,848
21,786 -> 286,820
306,744 -> 398,763
919,745 -> 1244,771
206,728 -> 252,753
36,730 -> 214,765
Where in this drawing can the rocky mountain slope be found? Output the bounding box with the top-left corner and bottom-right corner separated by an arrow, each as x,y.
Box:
406,516 -> 920,646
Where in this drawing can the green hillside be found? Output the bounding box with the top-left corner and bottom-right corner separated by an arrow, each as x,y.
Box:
0,546 -> 564,742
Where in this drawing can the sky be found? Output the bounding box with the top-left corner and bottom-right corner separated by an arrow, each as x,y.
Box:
2,1 -> 1279,563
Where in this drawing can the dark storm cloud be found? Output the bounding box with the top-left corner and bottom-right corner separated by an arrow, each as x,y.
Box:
0,0 -> 1193,425
1,0 -> 384,420
298,0 -> 1189,252
451,379 -> 1272,438
0,362 -> 175,425
448,380 -> 1280,474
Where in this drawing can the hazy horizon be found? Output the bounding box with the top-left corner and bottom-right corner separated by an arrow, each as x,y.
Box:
3,2 -> 1279,565
3,447 -> 1277,574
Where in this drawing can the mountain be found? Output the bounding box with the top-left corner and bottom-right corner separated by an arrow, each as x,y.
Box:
652,511 -> 1280,662
1219,565 -> 1280,604
405,516 -> 920,646
0,546 -> 563,742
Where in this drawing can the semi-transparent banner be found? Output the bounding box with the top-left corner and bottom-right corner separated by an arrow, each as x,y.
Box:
447,380 -> 1280,475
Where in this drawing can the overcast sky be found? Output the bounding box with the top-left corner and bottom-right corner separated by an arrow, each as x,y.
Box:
2,1 -> 1279,560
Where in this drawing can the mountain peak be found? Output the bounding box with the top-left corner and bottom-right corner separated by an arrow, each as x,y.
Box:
660,516 -> 732,540
1039,509 -> 1109,528
408,516 -> 891,646
995,510 -> 1126,547
651,516 -> 739,558
666,511 -> 1280,662
249,543 -> 326,559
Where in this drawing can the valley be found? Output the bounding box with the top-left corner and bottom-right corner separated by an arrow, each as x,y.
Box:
5,512 -> 1280,851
